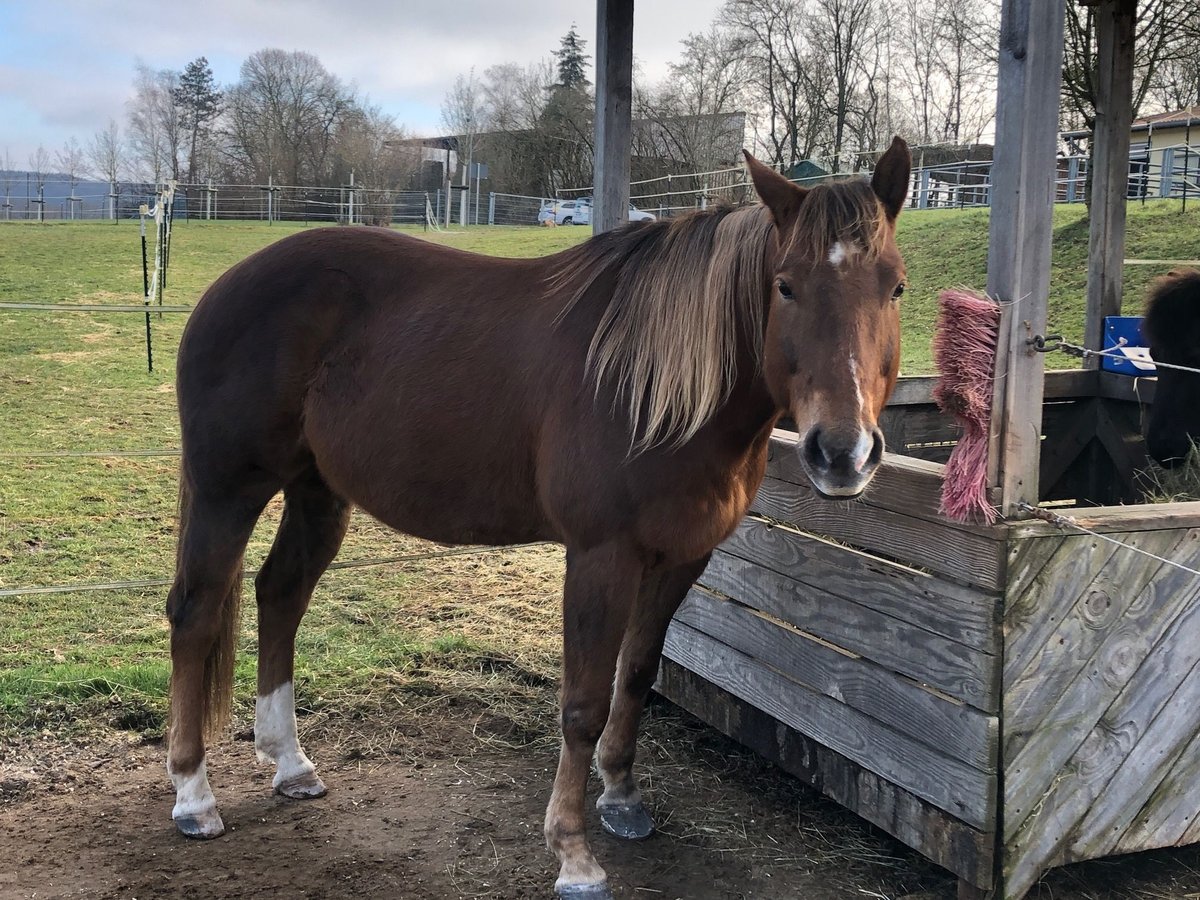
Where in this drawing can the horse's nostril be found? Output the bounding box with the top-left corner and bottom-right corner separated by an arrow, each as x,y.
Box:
803,428 -> 828,470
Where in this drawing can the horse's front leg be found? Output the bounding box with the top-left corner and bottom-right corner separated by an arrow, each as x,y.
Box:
595,556 -> 711,840
545,543 -> 643,899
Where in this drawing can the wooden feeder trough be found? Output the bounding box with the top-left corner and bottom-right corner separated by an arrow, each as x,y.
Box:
657,370 -> 1200,899
653,1 -> 1200,897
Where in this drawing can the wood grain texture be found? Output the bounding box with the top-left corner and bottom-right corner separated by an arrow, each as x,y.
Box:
661,621 -> 997,829
699,550 -> 999,709
721,515 -> 1000,650
752,475 -> 1006,590
655,658 -> 998,890
1004,530 -> 1200,842
676,586 -> 999,771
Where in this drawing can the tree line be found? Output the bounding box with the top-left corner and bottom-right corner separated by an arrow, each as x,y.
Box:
7,0 -> 1199,201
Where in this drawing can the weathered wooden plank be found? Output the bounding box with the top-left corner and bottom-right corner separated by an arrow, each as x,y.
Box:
878,405 -> 959,462
752,475 -> 1006,591
1004,529 -> 1200,845
699,551 -> 999,710
1083,0 -> 1136,363
768,431 -> 1006,538
1002,534 -> 1123,690
1038,400 -> 1097,498
1002,532 -> 1065,611
1113,719 -> 1200,853
593,0 -> 633,235
883,369 -> 1098,408
675,587 -> 998,772
655,658 -> 997,890
1094,401 -> 1146,503
1006,502 -> 1200,538
1097,370 -> 1156,404
986,0 -> 1066,514
661,621 -> 996,830
1067,660 -> 1200,860
720,516 -> 1000,650
1004,571 -> 1200,896
1004,529 -> 1187,755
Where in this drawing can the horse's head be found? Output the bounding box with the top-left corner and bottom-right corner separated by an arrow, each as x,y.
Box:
1144,269 -> 1200,468
745,137 -> 910,499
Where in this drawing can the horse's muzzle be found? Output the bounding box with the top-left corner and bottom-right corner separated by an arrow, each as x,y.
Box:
799,425 -> 885,498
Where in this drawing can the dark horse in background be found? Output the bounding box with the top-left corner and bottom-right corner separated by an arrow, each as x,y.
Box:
1143,268 -> 1200,468
165,137 -> 912,898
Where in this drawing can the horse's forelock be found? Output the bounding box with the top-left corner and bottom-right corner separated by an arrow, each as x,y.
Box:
783,178 -> 890,265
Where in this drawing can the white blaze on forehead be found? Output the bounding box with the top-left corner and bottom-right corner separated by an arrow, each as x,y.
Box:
828,241 -> 847,267
256,681 -> 319,789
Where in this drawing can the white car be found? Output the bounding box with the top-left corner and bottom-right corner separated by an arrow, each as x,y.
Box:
539,197 -> 656,226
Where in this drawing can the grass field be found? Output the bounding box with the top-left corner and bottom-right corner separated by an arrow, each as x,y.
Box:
2,201 -> 1198,739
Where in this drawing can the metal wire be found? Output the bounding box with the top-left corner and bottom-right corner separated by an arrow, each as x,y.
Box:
0,543 -> 556,599
1018,501 -> 1200,579
1036,335 -> 1200,376
0,448 -> 181,459
0,302 -> 192,313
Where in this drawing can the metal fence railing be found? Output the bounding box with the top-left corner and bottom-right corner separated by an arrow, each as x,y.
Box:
2,143 -> 1195,226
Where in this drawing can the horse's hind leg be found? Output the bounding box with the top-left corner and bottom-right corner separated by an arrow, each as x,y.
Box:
253,471 -> 350,799
545,543 -> 643,899
167,486 -> 274,839
595,556 -> 711,841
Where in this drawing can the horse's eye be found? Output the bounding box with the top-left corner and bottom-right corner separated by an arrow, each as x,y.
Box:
892,282 -> 906,300
777,279 -> 794,301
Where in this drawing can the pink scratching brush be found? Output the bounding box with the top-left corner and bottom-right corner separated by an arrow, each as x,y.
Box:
933,288 -> 1002,524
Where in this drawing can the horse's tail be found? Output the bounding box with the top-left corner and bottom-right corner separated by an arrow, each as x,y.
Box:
169,464 -> 242,738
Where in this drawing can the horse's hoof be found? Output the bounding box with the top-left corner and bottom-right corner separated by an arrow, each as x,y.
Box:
174,811 -> 225,839
598,800 -> 655,841
556,883 -> 614,899
275,771 -> 327,799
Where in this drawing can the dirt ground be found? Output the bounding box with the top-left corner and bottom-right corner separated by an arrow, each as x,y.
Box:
2,697 -> 1200,900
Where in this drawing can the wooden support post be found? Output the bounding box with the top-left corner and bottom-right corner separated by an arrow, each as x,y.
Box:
986,0 -> 1066,517
1084,0 -> 1136,367
594,0 -> 633,235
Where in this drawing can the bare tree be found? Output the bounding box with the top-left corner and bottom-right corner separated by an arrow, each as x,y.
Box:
28,145 -> 49,221
441,70 -> 485,186
1062,0 -> 1190,132
88,119 -> 126,183
127,63 -> 182,182
224,49 -> 354,185
56,138 -> 86,198
1,148 -> 14,218
642,26 -> 750,172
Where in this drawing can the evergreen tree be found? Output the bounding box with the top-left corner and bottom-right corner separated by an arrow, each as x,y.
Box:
172,57 -> 222,182
553,25 -> 590,90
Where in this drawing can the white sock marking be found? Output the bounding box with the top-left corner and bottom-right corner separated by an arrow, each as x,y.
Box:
256,681 -> 317,788
170,757 -> 217,819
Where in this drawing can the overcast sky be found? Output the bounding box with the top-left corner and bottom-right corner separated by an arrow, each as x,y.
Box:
0,0 -> 728,167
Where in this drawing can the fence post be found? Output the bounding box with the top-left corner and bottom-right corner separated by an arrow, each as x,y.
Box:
488,192 -> 496,225
918,169 -> 930,209
1066,157 -> 1079,202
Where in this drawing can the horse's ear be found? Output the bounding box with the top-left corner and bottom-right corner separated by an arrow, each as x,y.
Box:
871,136 -> 911,220
744,150 -> 807,230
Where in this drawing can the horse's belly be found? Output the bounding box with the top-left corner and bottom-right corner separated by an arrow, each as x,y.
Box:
304,411 -> 548,547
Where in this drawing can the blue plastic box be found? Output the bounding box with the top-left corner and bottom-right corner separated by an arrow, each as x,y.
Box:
1101,315 -> 1156,376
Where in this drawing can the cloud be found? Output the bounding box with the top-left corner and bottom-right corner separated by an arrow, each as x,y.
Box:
0,0 -> 725,163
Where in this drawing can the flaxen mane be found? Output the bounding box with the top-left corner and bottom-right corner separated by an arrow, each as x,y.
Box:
555,178 -> 890,450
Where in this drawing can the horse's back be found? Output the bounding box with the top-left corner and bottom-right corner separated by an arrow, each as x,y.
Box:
176,227 -> 559,543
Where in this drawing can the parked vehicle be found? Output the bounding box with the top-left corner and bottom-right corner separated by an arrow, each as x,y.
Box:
539,196 -> 657,226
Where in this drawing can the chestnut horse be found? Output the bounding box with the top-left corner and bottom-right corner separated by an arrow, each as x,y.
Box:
1143,268 -> 1200,467
166,137 -> 912,898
